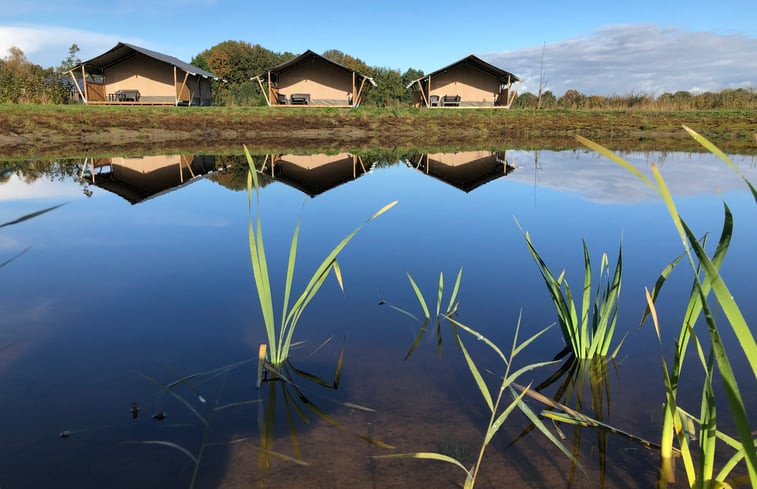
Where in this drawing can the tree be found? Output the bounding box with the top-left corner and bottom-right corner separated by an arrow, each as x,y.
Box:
194,41 -> 294,105
364,67 -> 405,107
59,44 -> 81,72
322,49 -> 371,74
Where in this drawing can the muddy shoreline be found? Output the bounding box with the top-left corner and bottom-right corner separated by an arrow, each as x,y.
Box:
1,105 -> 755,159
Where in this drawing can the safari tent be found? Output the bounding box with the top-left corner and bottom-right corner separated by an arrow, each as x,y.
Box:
407,150 -> 514,192
253,50 -> 375,107
69,42 -> 217,106
407,55 -> 520,108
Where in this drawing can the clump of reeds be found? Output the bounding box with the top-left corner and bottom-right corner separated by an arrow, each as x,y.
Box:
520,226 -> 625,360
244,146 -> 396,366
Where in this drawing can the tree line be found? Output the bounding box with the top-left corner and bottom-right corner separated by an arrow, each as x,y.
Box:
1,41 -> 755,110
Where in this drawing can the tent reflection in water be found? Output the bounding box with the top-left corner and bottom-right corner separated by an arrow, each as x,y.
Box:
78,154 -> 220,204
406,150 -> 515,192
259,153 -> 370,197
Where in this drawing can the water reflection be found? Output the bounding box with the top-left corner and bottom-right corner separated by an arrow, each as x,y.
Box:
77,154 -> 220,204
0,145 -> 754,489
405,150 -> 515,192
258,153 -> 369,197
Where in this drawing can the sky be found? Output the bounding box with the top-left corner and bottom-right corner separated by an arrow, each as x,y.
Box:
1,0 -> 755,96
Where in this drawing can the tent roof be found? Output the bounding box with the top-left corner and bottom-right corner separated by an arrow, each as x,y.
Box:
407,54 -> 520,88
260,50 -> 376,86
73,42 -> 218,79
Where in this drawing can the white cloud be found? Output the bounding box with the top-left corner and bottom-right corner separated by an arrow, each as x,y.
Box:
482,24 -> 757,96
0,25 -> 143,68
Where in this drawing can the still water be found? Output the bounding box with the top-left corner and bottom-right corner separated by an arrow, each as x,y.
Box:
0,148 -> 755,488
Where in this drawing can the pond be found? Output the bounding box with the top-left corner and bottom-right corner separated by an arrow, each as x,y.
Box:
1,146 -> 755,488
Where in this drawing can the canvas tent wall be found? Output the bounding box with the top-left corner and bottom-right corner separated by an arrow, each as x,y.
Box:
253,50 -> 375,107
69,43 -> 217,105
408,55 -> 520,108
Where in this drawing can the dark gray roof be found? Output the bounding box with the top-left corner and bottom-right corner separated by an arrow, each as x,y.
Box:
74,42 -> 217,79
408,55 -> 520,87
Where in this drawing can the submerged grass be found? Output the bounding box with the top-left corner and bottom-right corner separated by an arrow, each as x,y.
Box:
244,146 -> 396,366
578,127 -> 757,488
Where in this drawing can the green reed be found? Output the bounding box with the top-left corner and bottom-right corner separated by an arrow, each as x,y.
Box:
377,271 -> 578,489
244,146 -> 396,366
520,228 -> 625,360
578,127 -> 757,488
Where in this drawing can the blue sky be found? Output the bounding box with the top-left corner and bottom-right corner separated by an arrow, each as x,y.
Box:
1,0 -> 755,95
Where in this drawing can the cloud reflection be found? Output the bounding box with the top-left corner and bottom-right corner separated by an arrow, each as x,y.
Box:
505,150 -> 757,203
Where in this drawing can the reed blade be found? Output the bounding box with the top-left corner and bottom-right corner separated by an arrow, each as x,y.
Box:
0,203 -> 65,229
683,125 -> 756,202
138,372 -> 207,426
124,440 -> 198,464
404,318 -> 430,360
453,327 -> 494,412
372,452 -> 471,475
407,273 -> 430,319
446,267 -> 463,314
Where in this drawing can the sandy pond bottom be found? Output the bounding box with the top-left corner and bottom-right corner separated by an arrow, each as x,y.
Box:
199,344 -> 666,489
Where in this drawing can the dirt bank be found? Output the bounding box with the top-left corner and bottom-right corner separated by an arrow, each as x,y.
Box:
1,105 -> 755,159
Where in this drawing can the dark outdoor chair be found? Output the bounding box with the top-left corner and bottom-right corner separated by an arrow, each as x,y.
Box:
277,93 -> 287,105
429,95 -> 440,107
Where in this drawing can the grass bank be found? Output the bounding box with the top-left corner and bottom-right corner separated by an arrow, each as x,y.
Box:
0,104 -> 755,159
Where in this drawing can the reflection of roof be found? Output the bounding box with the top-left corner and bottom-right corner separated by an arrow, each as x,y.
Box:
407,54 -> 520,87
409,151 -> 514,192
267,153 -> 368,197
73,42 -> 217,79
260,50 -> 375,86
84,155 -> 219,204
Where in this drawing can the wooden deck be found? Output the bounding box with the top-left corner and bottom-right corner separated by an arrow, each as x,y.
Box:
87,101 -> 177,106
271,104 -> 354,108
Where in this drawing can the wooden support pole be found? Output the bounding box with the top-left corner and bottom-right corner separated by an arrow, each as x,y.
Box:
178,71 -> 189,105
173,66 -> 178,105
427,76 -> 432,107
267,71 -> 273,105
356,77 -> 368,105
416,80 -> 429,107
352,72 -> 356,106
254,76 -> 270,106
69,70 -> 85,104
81,65 -> 88,104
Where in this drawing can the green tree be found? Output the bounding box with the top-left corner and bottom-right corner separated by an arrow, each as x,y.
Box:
194,41 -> 294,105
511,92 -> 537,109
322,49 -> 372,74
364,67 -> 406,107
